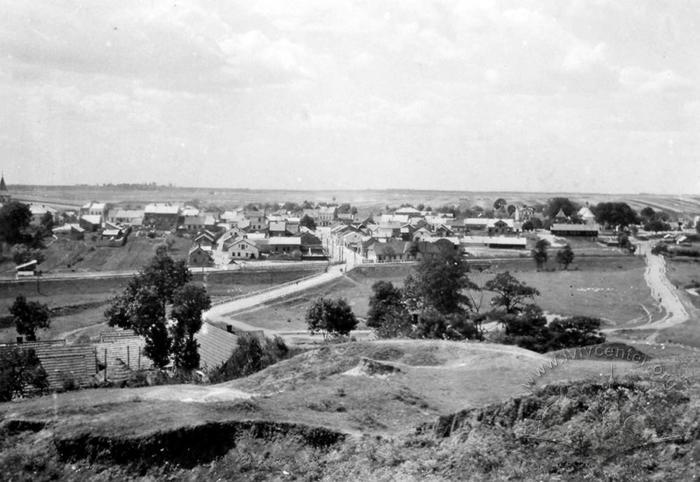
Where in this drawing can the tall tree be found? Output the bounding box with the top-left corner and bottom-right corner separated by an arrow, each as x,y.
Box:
403,245 -> 477,315
0,201 -> 32,245
299,214 -> 317,230
10,295 -> 51,341
555,245 -> 575,270
493,198 -> 507,211
140,253 -> 192,308
545,197 -> 579,219
105,283 -> 171,368
593,202 -> 639,228
532,239 -> 549,270
305,297 -> 358,337
484,272 -> 540,314
171,284 -> 211,370
367,281 -> 411,338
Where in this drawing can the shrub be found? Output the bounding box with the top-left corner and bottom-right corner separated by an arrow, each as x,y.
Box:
0,348 -> 49,401
209,334 -> 297,383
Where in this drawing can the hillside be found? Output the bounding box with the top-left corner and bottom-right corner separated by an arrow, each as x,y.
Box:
2,339 -> 699,479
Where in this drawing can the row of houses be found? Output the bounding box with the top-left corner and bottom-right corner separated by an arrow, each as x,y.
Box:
188,226 -> 326,267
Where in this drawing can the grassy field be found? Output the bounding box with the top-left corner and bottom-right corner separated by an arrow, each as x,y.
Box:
0,234 -> 190,278
666,257 -> 700,308
0,266 -> 323,344
233,256 -> 659,332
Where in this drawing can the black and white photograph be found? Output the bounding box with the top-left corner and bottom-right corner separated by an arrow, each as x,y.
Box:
1,1 -> 699,480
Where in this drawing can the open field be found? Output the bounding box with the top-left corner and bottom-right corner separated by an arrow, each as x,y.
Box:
0,234 -> 190,278
233,256 -> 659,332
12,185 -> 700,216
0,266 -> 324,344
666,258 -> 700,309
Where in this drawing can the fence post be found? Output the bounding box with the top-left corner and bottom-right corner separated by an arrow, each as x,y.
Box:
127,345 -> 130,368
104,348 -> 108,382
138,348 -> 141,370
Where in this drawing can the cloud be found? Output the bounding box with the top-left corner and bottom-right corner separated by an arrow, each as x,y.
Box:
219,30 -> 315,84
562,43 -> 608,73
619,67 -> 693,93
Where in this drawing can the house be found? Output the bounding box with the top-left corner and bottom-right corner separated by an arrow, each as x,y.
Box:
317,206 -> 337,227
144,203 -> 180,230
578,206 -> 596,224
285,220 -> 300,235
433,224 -> 455,237
194,321 -> 239,369
372,223 -> 402,240
268,221 -> 288,237
300,233 -> 326,259
182,215 -> 206,232
194,230 -> 219,248
464,218 -> 490,231
446,219 -> 467,235
15,260 -> 38,277
550,224 -> 599,237
107,209 -> 144,226
79,214 -> 102,232
81,201 -> 108,224
181,206 -> 200,217
188,245 -> 213,267
267,237 -> 302,256
228,238 -> 261,260
0,341 -> 98,390
488,219 -> 514,235
367,240 -> 409,262
29,204 -> 59,224
395,206 -> 422,218
243,209 -> 266,232
52,223 -> 85,240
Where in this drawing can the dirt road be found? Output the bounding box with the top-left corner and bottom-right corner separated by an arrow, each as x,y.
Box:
203,263 -> 375,342
638,241 -> 689,331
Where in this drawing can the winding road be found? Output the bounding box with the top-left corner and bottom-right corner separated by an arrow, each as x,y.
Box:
203,262 -> 373,342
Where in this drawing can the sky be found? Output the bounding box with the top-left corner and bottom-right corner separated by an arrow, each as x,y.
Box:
1,0 -> 699,194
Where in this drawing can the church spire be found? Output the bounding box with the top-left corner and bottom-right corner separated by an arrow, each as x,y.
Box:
0,173 -> 7,192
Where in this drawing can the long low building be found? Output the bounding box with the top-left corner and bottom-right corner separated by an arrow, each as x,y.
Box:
460,235 -> 528,249
550,224 -> 599,236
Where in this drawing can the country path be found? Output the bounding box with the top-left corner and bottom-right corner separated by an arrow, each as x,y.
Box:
203,262 -> 373,341
612,240 -> 694,342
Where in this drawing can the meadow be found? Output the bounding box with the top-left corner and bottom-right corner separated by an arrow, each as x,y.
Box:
233,255 -> 659,332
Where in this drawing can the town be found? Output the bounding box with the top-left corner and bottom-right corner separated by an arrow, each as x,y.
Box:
3,0 -> 700,479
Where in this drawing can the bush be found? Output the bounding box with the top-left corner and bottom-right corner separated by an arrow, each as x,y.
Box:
209,334 -> 296,383
0,348 -> 49,401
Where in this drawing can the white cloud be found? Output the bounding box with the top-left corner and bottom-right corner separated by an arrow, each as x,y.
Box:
619,67 -> 693,93
562,43 -> 608,72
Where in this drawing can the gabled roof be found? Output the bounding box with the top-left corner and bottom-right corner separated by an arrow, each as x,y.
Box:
395,206 -> 421,215
267,237 -> 301,245
553,208 -> 568,219
189,245 -> 213,256
80,214 -> 102,225
144,203 -> 180,215
16,260 -> 38,270
578,206 -> 595,219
